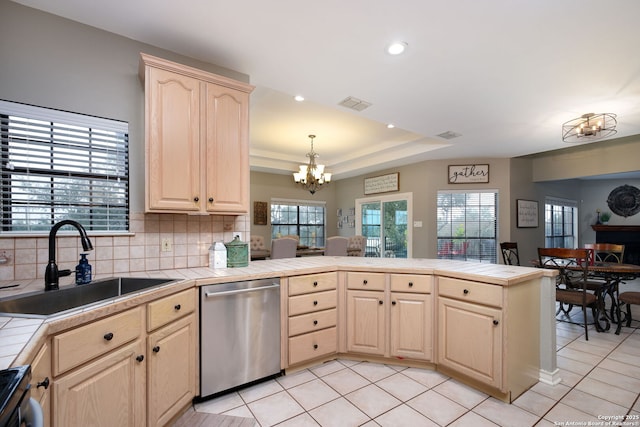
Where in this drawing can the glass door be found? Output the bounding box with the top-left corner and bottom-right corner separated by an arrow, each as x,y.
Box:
356,193 -> 412,258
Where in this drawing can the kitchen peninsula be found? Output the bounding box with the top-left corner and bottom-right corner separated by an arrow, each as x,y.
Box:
0,257 -> 556,426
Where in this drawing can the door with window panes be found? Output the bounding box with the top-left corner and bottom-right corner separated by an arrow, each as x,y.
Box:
356,193 -> 412,258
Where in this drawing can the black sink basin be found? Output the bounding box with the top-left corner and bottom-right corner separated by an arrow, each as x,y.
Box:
0,277 -> 177,317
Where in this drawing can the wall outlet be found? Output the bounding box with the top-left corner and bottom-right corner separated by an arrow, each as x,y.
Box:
161,238 -> 172,252
413,221 -> 423,227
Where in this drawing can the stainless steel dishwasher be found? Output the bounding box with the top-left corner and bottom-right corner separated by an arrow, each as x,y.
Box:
200,278 -> 281,398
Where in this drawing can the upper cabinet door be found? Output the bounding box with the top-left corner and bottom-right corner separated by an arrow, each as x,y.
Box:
145,67 -> 201,212
140,53 -> 254,215
204,82 -> 250,214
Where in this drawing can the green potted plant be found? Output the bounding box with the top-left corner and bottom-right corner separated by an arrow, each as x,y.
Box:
600,211 -> 611,224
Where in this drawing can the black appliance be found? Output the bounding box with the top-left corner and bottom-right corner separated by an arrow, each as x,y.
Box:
0,365 -> 32,427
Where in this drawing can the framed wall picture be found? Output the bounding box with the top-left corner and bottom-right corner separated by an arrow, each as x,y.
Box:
517,199 -> 539,228
254,201 -> 268,225
448,164 -> 489,184
364,173 -> 399,195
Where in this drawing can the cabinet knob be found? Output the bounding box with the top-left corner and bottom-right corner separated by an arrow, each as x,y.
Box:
313,320 -> 318,325
493,319 -> 499,326
174,304 -> 181,311
363,279 -> 368,285
392,301 -> 396,305
463,289 -> 469,295
313,300 -> 318,306
103,332 -> 114,341
313,344 -> 318,350
136,355 -> 144,363
193,197 -> 199,202
408,282 -> 413,287
379,300 -> 383,305
37,377 -> 50,389
313,281 -> 318,287
208,197 -> 214,203
153,346 -> 160,353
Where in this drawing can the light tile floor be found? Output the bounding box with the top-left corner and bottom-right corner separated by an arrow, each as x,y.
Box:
192,281 -> 640,427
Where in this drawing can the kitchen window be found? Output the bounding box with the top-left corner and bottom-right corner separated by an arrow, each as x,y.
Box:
270,199 -> 325,247
0,100 -> 129,233
437,190 -> 498,263
544,197 -> 577,248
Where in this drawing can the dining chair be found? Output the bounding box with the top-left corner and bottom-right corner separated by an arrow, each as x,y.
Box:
500,242 -> 520,266
616,291 -> 640,334
270,237 -> 298,259
325,236 -> 348,256
347,235 -> 366,256
582,243 -> 625,319
537,247 -> 599,340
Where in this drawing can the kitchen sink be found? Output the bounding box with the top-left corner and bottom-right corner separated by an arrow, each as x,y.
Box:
0,277 -> 178,317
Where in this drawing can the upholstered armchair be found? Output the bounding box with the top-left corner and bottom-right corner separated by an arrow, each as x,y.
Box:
347,235 -> 366,256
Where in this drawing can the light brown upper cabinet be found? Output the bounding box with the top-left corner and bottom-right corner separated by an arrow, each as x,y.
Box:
139,53 -> 254,214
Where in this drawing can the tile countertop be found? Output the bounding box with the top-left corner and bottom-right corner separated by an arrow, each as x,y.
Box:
0,257 -> 548,369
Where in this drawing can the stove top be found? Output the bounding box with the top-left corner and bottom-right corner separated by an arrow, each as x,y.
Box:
0,365 -> 31,427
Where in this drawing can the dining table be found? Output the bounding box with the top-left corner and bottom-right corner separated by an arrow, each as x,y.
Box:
534,257 -> 640,334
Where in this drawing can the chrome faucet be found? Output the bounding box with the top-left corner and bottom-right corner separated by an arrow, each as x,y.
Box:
45,220 -> 94,291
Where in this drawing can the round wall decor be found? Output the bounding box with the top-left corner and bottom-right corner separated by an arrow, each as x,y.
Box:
607,185 -> 640,217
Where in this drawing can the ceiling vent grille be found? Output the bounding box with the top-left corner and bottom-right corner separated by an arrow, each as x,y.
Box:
436,131 -> 462,140
338,96 -> 372,112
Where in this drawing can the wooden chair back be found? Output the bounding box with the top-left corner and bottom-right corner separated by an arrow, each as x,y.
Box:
583,243 -> 625,264
500,242 -> 520,266
537,247 -> 598,340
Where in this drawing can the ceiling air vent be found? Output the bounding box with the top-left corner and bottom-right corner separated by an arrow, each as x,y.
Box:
338,96 -> 372,112
436,131 -> 462,140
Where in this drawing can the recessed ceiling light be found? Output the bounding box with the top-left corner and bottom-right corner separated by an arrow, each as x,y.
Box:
386,42 -> 407,55
294,95 -> 305,102
387,124 -> 395,129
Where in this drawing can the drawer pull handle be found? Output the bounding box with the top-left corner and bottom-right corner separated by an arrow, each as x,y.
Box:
37,377 -> 50,389
136,355 -> 144,363
194,197 -> 199,202
493,319 -> 499,326
153,346 -> 160,353
313,281 -> 318,287
363,279 -> 368,285
174,304 -> 181,311
379,300 -> 383,305
463,289 -> 469,295
392,301 -> 396,305
313,344 -> 318,350
103,332 -> 114,341
313,320 -> 318,325
408,282 -> 413,287
313,300 -> 318,306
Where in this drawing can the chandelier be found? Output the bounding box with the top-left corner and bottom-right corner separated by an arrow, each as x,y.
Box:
562,113 -> 617,143
293,135 -> 332,194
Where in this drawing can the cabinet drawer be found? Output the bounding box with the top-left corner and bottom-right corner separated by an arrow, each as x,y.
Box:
288,327 -> 337,366
289,290 -> 336,316
289,308 -> 337,337
147,288 -> 195,331
390,274 -> 432,293
346,272 -> 385,291
438,277 -> 503,308
289,272 -> 337,296
53,307 -> 143,375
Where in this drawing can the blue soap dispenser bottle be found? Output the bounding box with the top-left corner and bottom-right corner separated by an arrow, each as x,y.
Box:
75,253 -> 92,285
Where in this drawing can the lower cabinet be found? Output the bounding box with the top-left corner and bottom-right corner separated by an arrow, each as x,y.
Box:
54,339 -> 146,427
390,292 -> 432,360
147,314 -> 196,427
437,296 -> 502,388
41,287 -> 196,427
29,340 -> 51,427
346,289 -> 386,356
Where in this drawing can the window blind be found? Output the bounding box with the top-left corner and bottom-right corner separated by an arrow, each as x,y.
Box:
0,100 -> 129,233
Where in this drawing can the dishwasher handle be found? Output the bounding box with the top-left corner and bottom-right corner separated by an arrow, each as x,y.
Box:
204,283 -> 279,298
